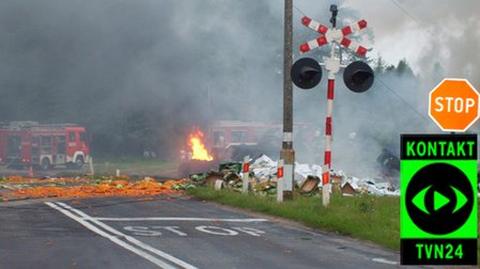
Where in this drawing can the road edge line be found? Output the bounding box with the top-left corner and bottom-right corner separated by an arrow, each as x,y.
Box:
371,257 -> 398,265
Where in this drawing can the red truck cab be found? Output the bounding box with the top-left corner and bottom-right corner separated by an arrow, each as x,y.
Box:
0,122 -> 90,170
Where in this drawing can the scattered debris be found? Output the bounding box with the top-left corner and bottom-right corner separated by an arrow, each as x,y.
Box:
214,180 -> 224,190
0,176 -> 187,201
188,154 -> 400,197
340,182 -> 357,196
0,156 -> 397,201
219,162 -> 242,174
340,174 -> 399,196
205,172 -> 223,186
299,176 -> 320,195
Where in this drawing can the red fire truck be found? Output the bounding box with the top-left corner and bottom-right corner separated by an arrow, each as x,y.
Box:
206,120 -> 315,161
0,122 -> 90,170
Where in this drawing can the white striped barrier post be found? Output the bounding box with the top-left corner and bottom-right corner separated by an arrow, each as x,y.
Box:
322,165 -> 330,207
242,155 -> 250,193
324,78 -> 334,169
28,165 -> 34,178
89,157 -> 95,176
277,159 -> 284,202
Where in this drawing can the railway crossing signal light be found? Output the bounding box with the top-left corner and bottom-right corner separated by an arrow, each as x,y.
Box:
343,61 -> 374,93
291,58 -> 374,93
291,57 -> 322,89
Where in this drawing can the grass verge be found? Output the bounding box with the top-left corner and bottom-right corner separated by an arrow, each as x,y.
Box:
188,187 -> 400,249
188,187 -> 480,259
92,159 -> 178,177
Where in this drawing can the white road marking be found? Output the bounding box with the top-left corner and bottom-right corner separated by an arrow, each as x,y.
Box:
45,202 -> 177,269
372,257 -> 398,265
124,226 -> 162,237
94,217 -> 268,222
121,225 -> 266,237
153,226 -> 188,236
195,226 -> 239,236
231,227 -> 265,237
54,202 -> 198,269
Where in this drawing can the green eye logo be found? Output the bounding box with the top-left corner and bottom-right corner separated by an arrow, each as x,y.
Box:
412,185 -> 468,215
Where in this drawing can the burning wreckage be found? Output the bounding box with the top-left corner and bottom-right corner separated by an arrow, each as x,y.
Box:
178,127 -> 400,196
186,154 -> 400,197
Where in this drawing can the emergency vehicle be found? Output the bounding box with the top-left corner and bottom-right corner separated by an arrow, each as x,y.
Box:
0,122 -> 90,170
206,120 -> 315,161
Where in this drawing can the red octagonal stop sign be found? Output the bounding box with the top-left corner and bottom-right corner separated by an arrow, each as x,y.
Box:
429,78 -> 480,132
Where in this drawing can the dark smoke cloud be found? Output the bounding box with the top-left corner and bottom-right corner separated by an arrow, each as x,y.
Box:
0,0 -> 476,179
0,0 -> 284,157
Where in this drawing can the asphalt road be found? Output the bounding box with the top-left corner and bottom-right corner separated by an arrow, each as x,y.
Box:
0,196 -> 412,269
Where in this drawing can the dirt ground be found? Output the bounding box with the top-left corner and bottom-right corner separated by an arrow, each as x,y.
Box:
0,159 -> 179,178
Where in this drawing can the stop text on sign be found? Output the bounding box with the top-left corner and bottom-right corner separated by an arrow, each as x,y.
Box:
433,97 -> 476,113
428,78 -> 480,132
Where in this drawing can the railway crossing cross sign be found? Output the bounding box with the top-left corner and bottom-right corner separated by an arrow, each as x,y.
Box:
400,134 -> 478,265
292,5 -> 374,207
429,78 -> 480,132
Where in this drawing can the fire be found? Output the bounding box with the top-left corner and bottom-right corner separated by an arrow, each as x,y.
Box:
188,129 -> 213,161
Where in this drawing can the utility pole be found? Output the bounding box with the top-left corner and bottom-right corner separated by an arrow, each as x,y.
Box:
280,0 -> 295,200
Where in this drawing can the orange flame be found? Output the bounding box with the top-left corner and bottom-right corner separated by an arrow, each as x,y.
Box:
188,129 -> 213,161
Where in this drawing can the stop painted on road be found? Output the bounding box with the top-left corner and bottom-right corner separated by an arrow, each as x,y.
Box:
123,225 -> 266,237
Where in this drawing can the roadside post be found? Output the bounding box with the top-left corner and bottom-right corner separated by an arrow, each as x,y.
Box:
277,159 -> 284,202
321,165 -> 330,206
88,157 -> 95,176
291,5 -> 374,206
28,165 -> 34,177
280,0 -> 295,201
400,79 -> 479,266
242,155 -> 250,193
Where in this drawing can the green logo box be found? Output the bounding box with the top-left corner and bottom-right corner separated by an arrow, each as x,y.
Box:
400,134 -> 477,265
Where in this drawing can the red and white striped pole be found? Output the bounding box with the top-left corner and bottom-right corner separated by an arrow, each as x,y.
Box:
277,159 -> 284,202
322,76 -> 335,207
324,78 -> 334,169
320,21 -> 342,206
242,155 -> 250,193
